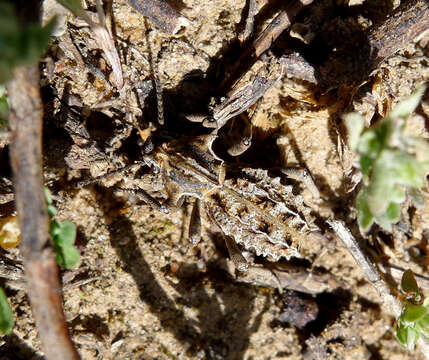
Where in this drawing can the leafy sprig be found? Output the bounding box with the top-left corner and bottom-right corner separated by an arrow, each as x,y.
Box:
345,85 -> 429,232
45,188 -> 81,269
396,270 -> 429,351
0,288 -> 14,335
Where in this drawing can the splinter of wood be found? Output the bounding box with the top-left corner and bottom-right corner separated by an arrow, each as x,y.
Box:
282,0 -> 429,88
221,0 -> 313,91
126,0 -> 188,34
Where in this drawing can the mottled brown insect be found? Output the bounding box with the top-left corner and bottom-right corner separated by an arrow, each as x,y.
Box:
80,129 -> 320,272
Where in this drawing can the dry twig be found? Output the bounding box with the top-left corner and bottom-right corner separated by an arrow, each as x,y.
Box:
6,2 -> 79,358
126,0 -> 188,34
327,220 -> 429,359
221,0 -> 313,91
8,65 -> 80,360
282,0 -> 429,88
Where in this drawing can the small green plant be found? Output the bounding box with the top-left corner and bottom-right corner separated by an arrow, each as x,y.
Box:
345,85 -> 429,232
0,85 -> 8,130
0,287 -> 14,335
0,3 -> 55,84
45,188 -> 81,269
396,270 -> 429,351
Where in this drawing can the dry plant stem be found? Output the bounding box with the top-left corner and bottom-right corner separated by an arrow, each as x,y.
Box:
126,0 -> 188,34
327,220 -> 401,316
231,263 -> 341,294
384,264 -> 429,292
78,7 -> 124,89
8,66 -> 80,360
283,0 -> 429,87
221,0 -> 313,91
240,0 -> 258,44
368,0 -> 429,66
327,221 -> 429,359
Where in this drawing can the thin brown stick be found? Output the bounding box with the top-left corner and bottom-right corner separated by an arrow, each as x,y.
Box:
8,61 -> 79,359
221,0 -> 313,91
282,0 -> 429,88
239,0 -> 258,44
126,0 -> 189,34
327,220 -> 401,315
327,220 -> 429,359
222,260 -> 341,294
80,5 -> 124,90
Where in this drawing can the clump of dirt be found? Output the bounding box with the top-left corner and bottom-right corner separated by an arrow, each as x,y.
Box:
1,0 -> 428,359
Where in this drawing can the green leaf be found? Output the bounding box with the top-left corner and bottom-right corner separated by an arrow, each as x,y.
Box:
416,314 -> 429,333
0,4 -> 19,35
55,245 -> 81,269
390,151 -> 425,188
356,190 -> 374,231
44,187 -> 53,205
55,220 -> 76,247
408,188 -> 426,210
16,18 -> 56,67
366,156 -> 396,216
0,287 -> 14,335
401,270 -> 419,294
0,4 -> 55,84
0,87 -> 8,130
360,154 -> 374,179
390,185 -> 406,203
50,220 -> 61,237
403,305 -> 428,324
396,325 -> 419,351
55,0 -> 84,17
372,202 -> 401,232
390,85 -> 426,119
344,112 -> 365,151
47,205 -> 57,217
373,213 -> 393,232
357,131 -> 381,158
384,202 -> 401,222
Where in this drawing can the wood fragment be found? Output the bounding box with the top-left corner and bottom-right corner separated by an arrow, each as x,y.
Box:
126,0 -> 189,34
239,0 -> 258,44
224,235 -> 249,272
8,63 -> 80,359
327,220 -> 400,314
82,8 -> 124,90
327,221 -> 429,359
223,261 -> 341,294
283,0 -> 429,88
221,0 -> 313,91
281,168 -> 320,199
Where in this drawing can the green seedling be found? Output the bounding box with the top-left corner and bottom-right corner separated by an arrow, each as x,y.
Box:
345,85 -> 429,232
396,270 -> 429,351
0,85 -> 8,130
45,188 -> 81,269
0,287 -> 14,335
0,3 -> 56,84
